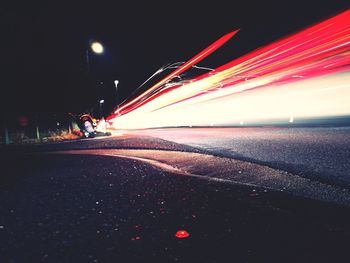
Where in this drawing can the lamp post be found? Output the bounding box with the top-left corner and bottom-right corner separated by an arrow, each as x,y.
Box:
86,41 -> 104,75
86,40 -> 105,119
98,99 -> 107,133
114,79 -> 119,102
99,99 -> 104,119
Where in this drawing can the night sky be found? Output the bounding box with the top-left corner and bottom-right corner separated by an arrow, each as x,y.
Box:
1,0 -> 349,115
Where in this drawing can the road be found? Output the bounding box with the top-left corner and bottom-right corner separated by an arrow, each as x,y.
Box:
1,126 -> 350,262
127,126 -> 350,187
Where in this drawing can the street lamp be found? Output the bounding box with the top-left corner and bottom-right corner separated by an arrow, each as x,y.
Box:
86,40 -> 104,74
91,41 -> 104,54
114,80 -> 119,89
99,99 -> 104,119
114,79 -> 119,100
85,40 -> 106,119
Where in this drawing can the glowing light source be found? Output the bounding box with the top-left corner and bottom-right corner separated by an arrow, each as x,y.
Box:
175,230 -> 190,239
91,41 -> 104,54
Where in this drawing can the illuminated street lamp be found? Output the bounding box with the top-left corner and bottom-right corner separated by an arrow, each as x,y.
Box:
86,40 -> 104,74
114,79 -> 119,101
85,40 -> 106,119
99,99 -> 104,118
114,80 -> 121,115
114,80 -> 119,90
91,41 -> 104,54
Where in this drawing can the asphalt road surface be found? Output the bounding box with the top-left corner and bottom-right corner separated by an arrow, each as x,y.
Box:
1,126 -> 350,262
129,126 -> 350,187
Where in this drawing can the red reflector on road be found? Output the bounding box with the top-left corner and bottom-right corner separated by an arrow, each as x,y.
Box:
175,230 -> 190,239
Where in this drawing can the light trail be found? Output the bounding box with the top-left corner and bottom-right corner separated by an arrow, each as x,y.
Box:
107,9 -> 350,129
109,29 -> 240,117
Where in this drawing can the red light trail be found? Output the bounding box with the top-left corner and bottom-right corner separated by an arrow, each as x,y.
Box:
108,29 -> 240,117
107,9 -> 350,129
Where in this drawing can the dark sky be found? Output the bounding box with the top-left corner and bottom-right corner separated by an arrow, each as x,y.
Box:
1,0 -> 349,114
